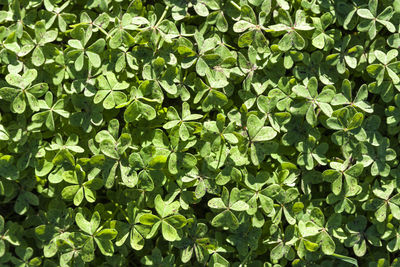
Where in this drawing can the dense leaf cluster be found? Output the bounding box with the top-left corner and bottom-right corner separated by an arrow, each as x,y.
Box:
1,0 -> 400,266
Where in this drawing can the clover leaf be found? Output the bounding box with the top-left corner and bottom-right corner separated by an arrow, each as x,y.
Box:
163,102 -> 202,141
268,9 -> 314,52
73,211 -> 118,261
94,119 -> 135,188
141,247 -> 175,267
67,26 -> 105,71
357,0 -> 395,39
40,0 -> 77,32
94,72 -> 129,109
114,203 -> 150,251
152,128 -> 197,175
240,171 -> 274,216
173,219 -> 210,263
323,158 -> 363,196
233,5 -> 268,52
10,246 -> 42,267
21,20 -> 58,66
291,76 -> 335,126
367,49 -> 400,86
298,208 -> 339,255
139,195 -> 187,241
344,215 -> 381,257
296,136 -> 328,170
208,187 -> 249,230
35,208 -> 74,258
326,35 -> 363,75
32,91 -> 70,131
363,178 -> 400,222
244,114 -> 277,166
61,164 -> 103,206
331,79 -> 373,113
311,12 -> 336,50
0,69 -> 48,114
0,216 -> 21,257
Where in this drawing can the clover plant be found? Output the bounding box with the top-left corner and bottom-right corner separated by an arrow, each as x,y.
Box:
2,0 -> 400,266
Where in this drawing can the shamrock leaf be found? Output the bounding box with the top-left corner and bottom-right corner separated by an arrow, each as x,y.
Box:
61,164 -> 103,206
178,32 -> 221,76
344,215 -> 381,257
69,95 -> 104,133
367,49 -> 400,86
141,248 -> 175,267
139,195 -> 187,241
122,82 -> 160,122
331,79 -> 373,113
10,246 -> 42,267
240,171 -> 274,216
67,26 -> 105,71
233,5 -> 269,52
0,69 -> 48,113
163,102 -> 202,141
298,208 -> 340,255
296,136 -> 328,170
94,72 -> 129,109
35,208 -> 74,258
129,145 -> 166,191
32,91 -> 70,131
268,9 -> 314,51
73,211 -> 117,261
364,138 -> 396,177
362,178 -> 400,222
94,119 -> 135,188
114,203 -> 150,250
326,107 -> 365,146
46,134 -> 84,164
108,13 -> 143,49
0,216 -> 21,257
326,35 -> 363,74
40,0 -> 77,32
311,12 -> 336,50
291,77 -> 335,126
208,187 -> 249,230
173,220 -> 210,263
244,114 -> 277,166
152,128 -> 197,175
357,0 -> 395,39
20,20 -> 58,66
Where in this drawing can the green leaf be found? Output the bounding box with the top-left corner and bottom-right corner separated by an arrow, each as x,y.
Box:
252,126 -> 277,142
211,210 -> 239,230
32,46 -> 45,66
230,200 -> 249,211
94,237 -> 115,256
164,215 -> 187,229
161,221 -> 179,241
304,239 -> 319,252
100,139 -> 119,159
139,214 -> 160,226
124,101 -> 156,122
75,212 -> 93,235
320,231 -> 335,255
329,253 -> 358,266
208,198 -> 226,209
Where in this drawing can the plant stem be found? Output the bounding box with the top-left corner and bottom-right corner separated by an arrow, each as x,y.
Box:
230,0 -> 241,11
96,25 -> 110,38
155,6 -> 170,28
97,206 -> 119,232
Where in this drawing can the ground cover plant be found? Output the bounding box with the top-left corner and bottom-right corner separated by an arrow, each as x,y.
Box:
2,0 -> 400,266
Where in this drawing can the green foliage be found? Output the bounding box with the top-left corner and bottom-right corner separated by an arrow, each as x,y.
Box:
2,0 -> 400,266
